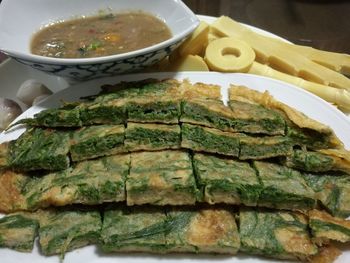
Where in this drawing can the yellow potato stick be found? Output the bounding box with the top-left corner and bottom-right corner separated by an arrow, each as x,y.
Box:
205,37 -> 255,72
169,55 -> 209,72
208,27 -> 221,43
289,45 -> 350,76
178,21 -> 209,56
248,62 -> 350,110
265,36 -> 350,76
207,32 -> 220,43
211,16 -> 350,90
209,17 -> 350,75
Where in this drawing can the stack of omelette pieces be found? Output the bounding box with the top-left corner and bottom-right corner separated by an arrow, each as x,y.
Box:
1,78 -> 350,262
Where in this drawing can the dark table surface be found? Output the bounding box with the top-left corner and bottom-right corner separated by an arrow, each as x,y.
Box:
183,0 -> 350,54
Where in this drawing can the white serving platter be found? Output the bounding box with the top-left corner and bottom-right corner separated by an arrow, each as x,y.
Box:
0,71 -> 349,263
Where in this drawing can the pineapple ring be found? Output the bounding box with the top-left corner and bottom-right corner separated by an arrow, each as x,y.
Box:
205,37 -> 255,72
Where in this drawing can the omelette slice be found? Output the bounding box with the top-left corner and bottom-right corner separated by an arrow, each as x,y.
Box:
179,80 -> 222,101
0,213 -> 39,252
166,207 -> 240,254
193,153 -> 261,206
127,151 -> 198,206
13,79 -> 181,128
229,85 -> 343,149
228,99 -> 286,135
127,98 -> 181,124
181,123 -> 240,157
0,170 -> 29,213
181,96 -> 285,135
125,123 -> 181,151
7,128 -> 70,171
308,244 -> 341,263
316,148 -> 350,175
14,99 -> 126,128
101,206 -> 167,253
254,161 -> 316,210
24,154 -> 129,209
180,98 -> 236,132
0,142 -> 8,168
286,126 -> 338,150
304,174 -> 350,218
78,99 -> 127,125
284,149 -> 350,173
13,107 -> 82,128
38,209 -> 101,256
119,79 -> 182,124
94,78 -> 181,103
239,136 -> 292,160
309,209 -> 350,244
239,208 -> 318,260
70,124 -> 125,161
93,79 -> 182,124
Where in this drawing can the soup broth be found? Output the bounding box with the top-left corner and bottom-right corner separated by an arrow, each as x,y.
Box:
31,12 -> 172,58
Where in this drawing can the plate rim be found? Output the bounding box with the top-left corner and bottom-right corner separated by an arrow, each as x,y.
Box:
1,71 -> 350,263
2,71 -> 350,148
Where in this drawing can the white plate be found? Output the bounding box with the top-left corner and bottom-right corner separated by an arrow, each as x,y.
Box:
1,72 -> 349,263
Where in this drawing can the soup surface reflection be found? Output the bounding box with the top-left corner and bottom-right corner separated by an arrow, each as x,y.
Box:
31,12 -> 172,58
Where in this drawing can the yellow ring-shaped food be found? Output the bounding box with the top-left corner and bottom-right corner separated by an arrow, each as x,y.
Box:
205,37 -> 255,72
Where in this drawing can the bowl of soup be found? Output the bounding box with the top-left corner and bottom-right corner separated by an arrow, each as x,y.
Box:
0,0 -> 199,81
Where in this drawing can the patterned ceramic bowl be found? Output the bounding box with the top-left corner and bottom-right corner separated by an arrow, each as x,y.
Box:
0,0 -> 199,81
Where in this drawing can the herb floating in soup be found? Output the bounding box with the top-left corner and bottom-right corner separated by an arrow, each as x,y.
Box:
30,12 -> 172,58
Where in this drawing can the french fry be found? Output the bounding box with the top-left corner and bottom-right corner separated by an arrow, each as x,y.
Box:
248,62 -> 350,110
265,36 -> 350,76
178,21 -> 209,57
165,16 -> 350,111
210,16 -> 350,90
167,55 -> 209,72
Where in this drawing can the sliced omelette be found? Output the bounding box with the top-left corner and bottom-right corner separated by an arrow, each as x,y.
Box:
181,123 -> 240,157
127,98 -> 181,124
229,85 -> 343,149
14,107 -> 82,128
239,136 -> 292,160
78,98 -> 127,125
125,123 -> 181,151
0,170 -> 29,213
254,161 -> 316,210
228,99 -> 286,135
193,153 -> 261,206
23,154 -> 129,209
285,149 -> 350,174
304,173 -> 350,218
38,209 -> 101,256
70,124 -> 125,161
6,127 -> 70,171
94,78 -> 181,103
124,79 -> 182,124
166,207 -> 240,254
127,150 -> 198,206
239,208 -> 318,260
0,213 -> 39,252
309,209 -> 350,244
180,98 -> 239,133
101,206 -> 167,253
